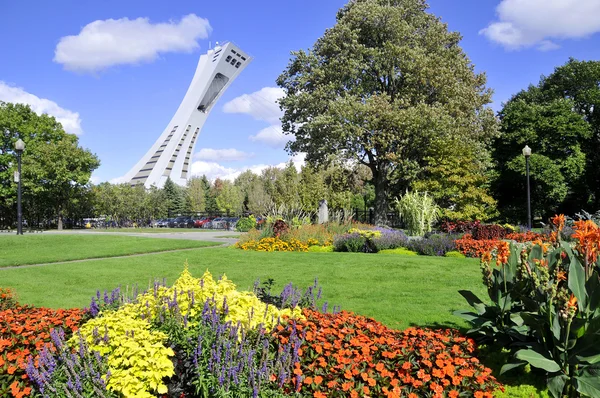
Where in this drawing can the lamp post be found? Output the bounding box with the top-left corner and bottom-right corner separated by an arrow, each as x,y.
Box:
14,139 -> 25,235
522,145 -> 532,230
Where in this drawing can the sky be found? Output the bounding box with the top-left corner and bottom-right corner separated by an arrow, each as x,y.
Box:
1,0 -> 600,185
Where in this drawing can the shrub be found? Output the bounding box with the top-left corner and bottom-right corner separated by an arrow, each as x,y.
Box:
333,233 -> 370,253
275,309 -> 503,397
372,228 -> 408,251
272,219 -> 289,238
445,250 -> 466,258
235,215 -> 257,232
472,224 -> 508,240
395,191 -> 441,236
280,224 -> 333,246
440,220 -> 481,234
378,248 -> 418,255
307,245 -> 334,252
406,234 -> 456,256
505,231 -> 548,243
456,215 -> 600,398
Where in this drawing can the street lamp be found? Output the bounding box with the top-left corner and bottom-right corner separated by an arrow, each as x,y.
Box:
522,145 -> 532,230
15,138 -> 25,235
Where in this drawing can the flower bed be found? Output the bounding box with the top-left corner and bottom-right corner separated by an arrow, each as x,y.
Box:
0,289 -> 85,398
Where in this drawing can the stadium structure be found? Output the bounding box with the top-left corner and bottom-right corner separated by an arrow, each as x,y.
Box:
123,42 -> 251,188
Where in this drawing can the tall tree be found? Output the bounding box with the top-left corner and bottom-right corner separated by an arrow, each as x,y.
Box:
277,0 -> 497,224
0,102 -> 99,229
215,180 -> 243,215
185,176 -> 206,213
493,59 -> 598,221
163,177 -> 184,216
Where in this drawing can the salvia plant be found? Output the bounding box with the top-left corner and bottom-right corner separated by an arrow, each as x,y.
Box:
456,215 -> 600,398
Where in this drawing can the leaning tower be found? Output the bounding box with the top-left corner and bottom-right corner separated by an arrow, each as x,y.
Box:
123,42 -> 251,188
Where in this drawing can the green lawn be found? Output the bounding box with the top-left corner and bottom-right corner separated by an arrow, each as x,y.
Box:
0,235 -> 219,267
0,247 -> 484,330
86,227 -> 218,233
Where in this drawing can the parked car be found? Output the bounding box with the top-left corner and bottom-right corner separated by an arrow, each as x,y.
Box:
177,216 -> 195,228
168,217 -> 184,228
194,217 -> 212,228
206,217 -> 226,229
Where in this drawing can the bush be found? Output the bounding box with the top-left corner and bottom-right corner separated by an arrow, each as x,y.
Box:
445,250 -> 466,258
280,224 -> 333,246
237,237 -> 309,252
440,220 -> 481,234
333,233 -> 370,253
307,245 -> 334,252
235,215 -> 257,232
378,248 -> 418,255
406,234 -> 456,256
272,219 -> 289,238
372,228 -> 408,251
472,224 -> 508,240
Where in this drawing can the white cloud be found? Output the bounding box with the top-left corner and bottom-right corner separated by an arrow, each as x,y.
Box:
249,125 -> 291,148
480,0 -> 600,50
190,153 -> 306,182
194,148 -> 252,162
54,14 -> 211,72
109,176 -> 128,184
222,87 -> 284,124
0,81 -> 83,135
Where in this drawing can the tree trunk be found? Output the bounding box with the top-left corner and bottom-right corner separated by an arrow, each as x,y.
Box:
372,165 -> 389,226
57,207 -> 63,231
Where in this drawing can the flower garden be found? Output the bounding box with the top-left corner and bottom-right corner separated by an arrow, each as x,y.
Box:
1,216 -> 599,397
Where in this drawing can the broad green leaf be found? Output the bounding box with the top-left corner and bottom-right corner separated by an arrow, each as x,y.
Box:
576,374 -> 600,397
547,374 -> 568,398
515,349 -> 561,372
500,361 -> 526,375
458,290 -> 486,314
568,257 -> 588,311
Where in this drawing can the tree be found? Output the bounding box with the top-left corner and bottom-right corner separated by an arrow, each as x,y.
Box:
185,176 -> 206,213
493,66 -> 594,221
163,177 -> 184,216
277,0 -> 497,224
0,102 -> 99,229
215,180 -> 243,215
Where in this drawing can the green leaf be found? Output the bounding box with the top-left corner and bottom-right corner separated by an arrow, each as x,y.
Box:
458,290 -> 486,314
500,361 -> 526,375
453,310 -> 479,323
568,257 -> 588,311
576,374 -> 600,397
515,349 -> 561,372
547,374 -> 568,398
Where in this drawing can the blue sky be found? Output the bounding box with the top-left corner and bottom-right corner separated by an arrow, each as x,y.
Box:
1,0 -> 600,184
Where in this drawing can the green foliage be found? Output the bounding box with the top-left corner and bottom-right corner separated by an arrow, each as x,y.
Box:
185,176 -> 206,213
163,177 -> 184,215
0,102 -> 100,229
215,179 -> 243,215
378,248 -> 418,255
236,215 -> 257,232
277,0 -> 497,225
494,58 -> 600,220
457,221 -> 600,398
307,245 -> 334,252
445,251 -> 466,258
395,191 -> 440,236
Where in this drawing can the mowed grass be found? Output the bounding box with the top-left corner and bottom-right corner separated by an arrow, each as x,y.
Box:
90,228 -> 219,233
0,247 -> 485,330
0,234 -> 219,267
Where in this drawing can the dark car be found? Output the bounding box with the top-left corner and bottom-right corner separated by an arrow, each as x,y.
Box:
177,216 -> 195,228
168,217 -> 184,228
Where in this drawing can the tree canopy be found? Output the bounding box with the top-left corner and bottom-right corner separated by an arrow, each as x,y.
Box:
493,58 -> 599,222
277,0 -> 497,224
0,102 -> 99,229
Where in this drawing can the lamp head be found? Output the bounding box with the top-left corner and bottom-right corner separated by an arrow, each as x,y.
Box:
522,145 -> 532,157
15,139 -> 25,153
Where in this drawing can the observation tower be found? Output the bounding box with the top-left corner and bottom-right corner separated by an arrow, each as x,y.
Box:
124,42 -> 251,188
